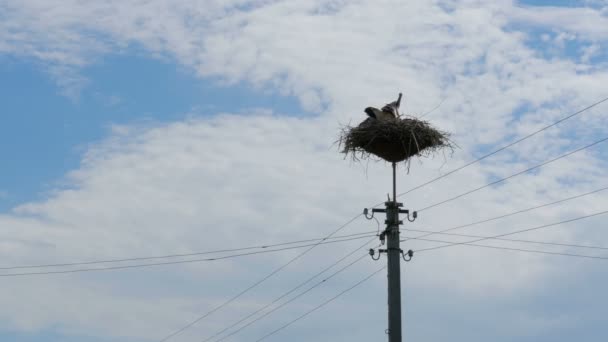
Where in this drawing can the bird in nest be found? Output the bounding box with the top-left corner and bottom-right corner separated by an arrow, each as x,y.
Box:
364,93 -> 402,121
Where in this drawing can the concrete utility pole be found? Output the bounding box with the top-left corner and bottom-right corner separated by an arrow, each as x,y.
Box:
367,162 -> 415,342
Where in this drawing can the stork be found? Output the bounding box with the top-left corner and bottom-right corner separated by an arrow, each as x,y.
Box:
364,93 -> 402,121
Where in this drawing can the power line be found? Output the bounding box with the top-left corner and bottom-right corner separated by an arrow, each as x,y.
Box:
213,252 -> 373,342
253,265 -> 386,342
406,236 -> 608,260
414,209 -> 608,253
418,97 -> 446,119
0,234 -> 376,278
216,181 -> 604,342
402,186 -> 608,246
24,182 -> 596,275
417,136 -> 608,212
404,228 -> 608,250
389,96 -> 608,204
157,213 -> 363,342
214,205 -> 608,342
202,237 -> 377,342
0,230 -> 376,271
405,186 -> 608,242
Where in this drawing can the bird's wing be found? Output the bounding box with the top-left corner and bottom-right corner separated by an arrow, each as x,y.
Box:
364,107 -> 381,119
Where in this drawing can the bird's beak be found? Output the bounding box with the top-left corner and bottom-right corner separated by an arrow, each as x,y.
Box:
396,93 -> 402,109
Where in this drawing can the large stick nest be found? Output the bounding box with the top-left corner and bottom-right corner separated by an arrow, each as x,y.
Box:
340,117 -> 453,163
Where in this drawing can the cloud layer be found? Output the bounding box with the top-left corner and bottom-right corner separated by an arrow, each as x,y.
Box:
1,1 -> 608,341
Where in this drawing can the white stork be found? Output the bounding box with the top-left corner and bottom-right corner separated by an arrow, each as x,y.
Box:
364,93 -> 402,121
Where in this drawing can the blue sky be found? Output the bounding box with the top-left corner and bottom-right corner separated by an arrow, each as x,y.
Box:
0,53 -> 302,211
1,1 -> 608,342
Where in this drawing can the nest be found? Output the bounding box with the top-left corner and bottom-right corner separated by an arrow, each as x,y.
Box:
340,117 -> 453,163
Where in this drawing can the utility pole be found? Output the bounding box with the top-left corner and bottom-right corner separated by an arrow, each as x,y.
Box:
366,162 -> 415,342
342,91 -> 447,341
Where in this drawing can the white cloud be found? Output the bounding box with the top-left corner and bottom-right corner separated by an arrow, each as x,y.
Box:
510,3 -> 608,42
1,0 -> 608,341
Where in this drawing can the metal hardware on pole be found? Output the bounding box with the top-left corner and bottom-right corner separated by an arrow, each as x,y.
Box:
365,162 -> 416,342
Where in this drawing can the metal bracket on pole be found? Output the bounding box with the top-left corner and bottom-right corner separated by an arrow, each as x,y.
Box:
364,162 -> 421,342
401,249 -> 414,262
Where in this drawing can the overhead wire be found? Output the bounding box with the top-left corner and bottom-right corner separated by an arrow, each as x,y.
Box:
406,236 -> 608,260
414,209 -> 608,253
385,96 -> 608,205
157,213 -> 364,342
0,230 -> 377,271
222,205 -> 606,342
404,228 -> 608,251
401,185 -> 608,244
212,250 -> 374,342
17,181 -> 596,276
235,207 -> 607,341
201,236 -> 378,342
417,136 -> 608,212
0,234 -> 376,278
253,265 -> 386,342
418,97 -> 446,119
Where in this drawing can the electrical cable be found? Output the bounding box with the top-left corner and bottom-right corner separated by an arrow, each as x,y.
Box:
385,96 -> 608,205
404,228 -> 608,250
417,136 -> 608,212
253,265 -> 386,342
213,251 -> 374,342
0,230 -> 377,271
157,213 -> 364,342
418,97 -> 446,119
0,234 -> 376,278
404,186 -> 608,244
17,182 -> 601,273
406,236 -> 608,260
414,209 -> 608,253
201,236 -> 377,342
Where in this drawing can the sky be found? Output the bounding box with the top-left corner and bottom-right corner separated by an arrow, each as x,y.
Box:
1,0 -> 608,341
